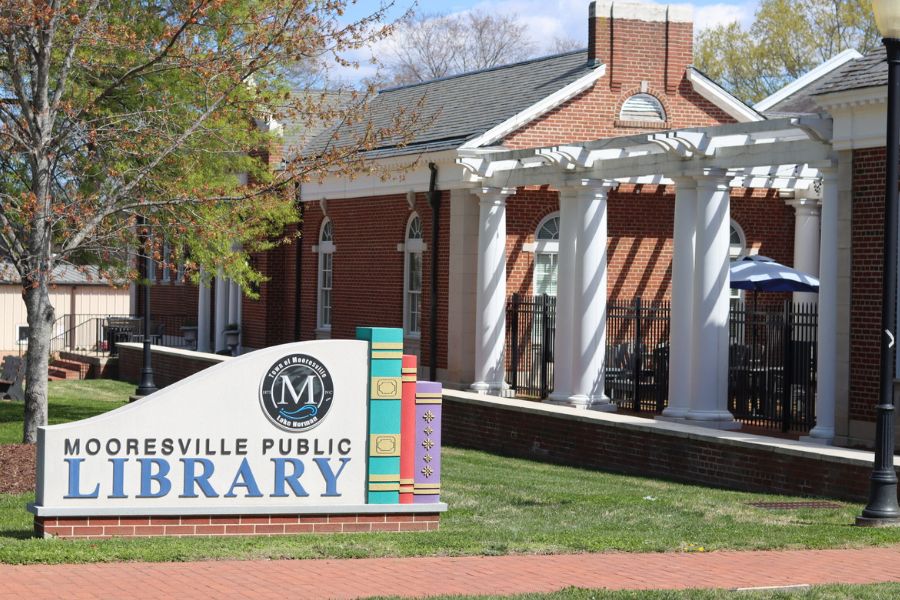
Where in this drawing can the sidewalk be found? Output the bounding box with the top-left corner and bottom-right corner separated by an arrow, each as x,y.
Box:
2,547 -> 900,599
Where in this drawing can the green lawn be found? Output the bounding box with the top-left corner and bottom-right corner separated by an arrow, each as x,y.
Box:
1,380 -> 900,564
368,585 -> 900,600
0,379 -> 130,444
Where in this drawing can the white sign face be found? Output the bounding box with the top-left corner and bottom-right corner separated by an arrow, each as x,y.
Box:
34,341 -> 368,513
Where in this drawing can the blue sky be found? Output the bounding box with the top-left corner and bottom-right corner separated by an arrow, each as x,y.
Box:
333,1 -> 759,83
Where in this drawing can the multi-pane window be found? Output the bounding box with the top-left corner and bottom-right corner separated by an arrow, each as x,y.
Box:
533,214 -> 560,297
405,215 -> 423,335
318,219 -> 334,329
730,220 -> 747,305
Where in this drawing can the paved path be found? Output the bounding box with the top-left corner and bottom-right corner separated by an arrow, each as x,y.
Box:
3,547 -> 900,599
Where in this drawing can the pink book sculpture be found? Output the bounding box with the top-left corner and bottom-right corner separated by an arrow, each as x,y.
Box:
400,355 -> 417,504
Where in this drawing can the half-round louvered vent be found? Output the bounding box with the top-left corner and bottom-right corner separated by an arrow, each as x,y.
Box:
619,94 -> 666,123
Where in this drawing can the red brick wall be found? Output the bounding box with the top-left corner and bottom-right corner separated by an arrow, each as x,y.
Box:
504,185 -> 793,306
850,148 -> 887,423
119,345 -> 226,388
242,223 -> 300,350
300,193 -> 450,370
504,79 -> 735,151
37,512 -> 440,539
505,9 -> 732,152
443,395 -> 874,502
590,11 -> 693,93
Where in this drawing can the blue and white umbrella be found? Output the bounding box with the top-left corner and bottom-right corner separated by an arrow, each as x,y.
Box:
729,255 -> 819,293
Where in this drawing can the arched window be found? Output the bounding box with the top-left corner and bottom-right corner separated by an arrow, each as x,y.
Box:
619,93 -> 666,123
404,214 -> 424,335
730,220 -> 747,260
533,213 -> 560,297
729,220 -> 747,305
317,219 -> 335,331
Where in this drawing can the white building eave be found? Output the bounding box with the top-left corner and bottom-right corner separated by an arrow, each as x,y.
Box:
460,65 -> 607,149
686,68 -> 763,123
754,49 -> 863,113
301,149 -> 469,202
814,86 -> 887,151
457,116 -> 833,189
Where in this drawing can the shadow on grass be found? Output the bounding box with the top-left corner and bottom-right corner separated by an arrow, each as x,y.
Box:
0,400 -> 116,426
0,529 -> 34,540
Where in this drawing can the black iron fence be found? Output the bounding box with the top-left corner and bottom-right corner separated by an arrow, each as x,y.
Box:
728,300 -> 818,433
605,298 -> 671,413
504,295 -> 819,433
48,314 -> 195,357
505,294 -> 556,399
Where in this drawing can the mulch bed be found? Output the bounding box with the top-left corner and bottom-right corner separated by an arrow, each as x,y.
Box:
0,444 -> 36,495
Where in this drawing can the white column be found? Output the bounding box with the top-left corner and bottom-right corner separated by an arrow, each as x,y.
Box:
663,177 -> 698,419
214,270 -> 229,353
687,171 -> 739,429
568,179 -> 616,411
470,187 -> 514,395
228,280 -> 242,352
228,281 -> 241,324
197,268 -> 211,353
547,188 -> 579,403
788,198 -> 822,305
809,170 -> 838,442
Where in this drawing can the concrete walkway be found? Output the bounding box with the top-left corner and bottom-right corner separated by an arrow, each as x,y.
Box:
2,547 -> 900,599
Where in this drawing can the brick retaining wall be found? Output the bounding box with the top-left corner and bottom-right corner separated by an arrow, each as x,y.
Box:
442,391 -> 886,503
36,513 -> 440,539
117,343 -> 227,389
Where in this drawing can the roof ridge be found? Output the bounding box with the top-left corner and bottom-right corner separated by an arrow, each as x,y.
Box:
378,49 -> 589,94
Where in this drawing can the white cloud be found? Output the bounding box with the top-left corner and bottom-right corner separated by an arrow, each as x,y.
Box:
691,3 -> 756,29
323,0 -> 760,85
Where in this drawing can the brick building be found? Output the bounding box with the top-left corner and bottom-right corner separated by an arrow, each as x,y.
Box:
144,2 -> 857,440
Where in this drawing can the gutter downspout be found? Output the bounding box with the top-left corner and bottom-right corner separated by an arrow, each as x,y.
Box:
428,163 -> 440,382
294,185 -> 304,342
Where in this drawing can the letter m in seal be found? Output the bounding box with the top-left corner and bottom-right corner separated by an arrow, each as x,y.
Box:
260,354 -> 334,432
277,374 -> 316,406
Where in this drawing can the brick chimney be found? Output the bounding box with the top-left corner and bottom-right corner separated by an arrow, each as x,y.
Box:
588,1 -> 693,94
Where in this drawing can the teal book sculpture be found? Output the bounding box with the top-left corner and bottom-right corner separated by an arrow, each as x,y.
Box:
356,327 -> 404,504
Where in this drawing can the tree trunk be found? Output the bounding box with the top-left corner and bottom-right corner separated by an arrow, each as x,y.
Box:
22,281 -> 55,444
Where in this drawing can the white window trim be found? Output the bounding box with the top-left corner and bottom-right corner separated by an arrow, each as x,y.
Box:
730,219 -> 748,303
532,212 -> 561,297
403,213 -> 424,337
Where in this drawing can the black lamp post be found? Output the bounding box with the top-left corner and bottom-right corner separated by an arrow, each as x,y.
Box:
135,215 -> 158,397
859,0 -> 900,526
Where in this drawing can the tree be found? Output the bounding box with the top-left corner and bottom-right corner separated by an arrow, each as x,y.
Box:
386,10 -> 536,86
0,0 -> 419,442
695,0 -> 880,105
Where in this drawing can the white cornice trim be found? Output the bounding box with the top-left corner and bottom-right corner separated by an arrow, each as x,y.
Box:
460,65 -> 607,149
814,85 -> 886,111
754,49 -> 862,112
686,68 -> 762,123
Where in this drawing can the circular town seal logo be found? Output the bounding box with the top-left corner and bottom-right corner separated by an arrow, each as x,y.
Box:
259,354 -> 334,432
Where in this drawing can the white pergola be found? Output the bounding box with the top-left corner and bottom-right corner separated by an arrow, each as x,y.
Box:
457,116 -> 837,440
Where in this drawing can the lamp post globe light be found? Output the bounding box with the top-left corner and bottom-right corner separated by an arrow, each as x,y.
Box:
859,0 -> 900,525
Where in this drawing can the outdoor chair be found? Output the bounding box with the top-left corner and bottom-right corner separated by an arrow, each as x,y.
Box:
0,356 -> 25,401
605,343 -> 632,401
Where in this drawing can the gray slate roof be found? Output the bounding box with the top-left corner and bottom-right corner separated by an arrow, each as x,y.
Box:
0,262 -> 117,286
764,82 -> 828,116
281,91 -> 346,161
812,48 -> 887,96
304,50 -> 598,158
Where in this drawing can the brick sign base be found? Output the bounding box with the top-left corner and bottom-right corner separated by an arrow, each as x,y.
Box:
35,513 -> 441,539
